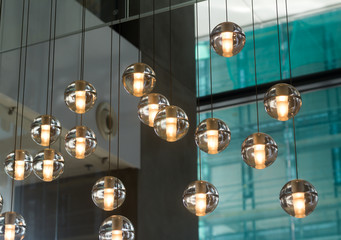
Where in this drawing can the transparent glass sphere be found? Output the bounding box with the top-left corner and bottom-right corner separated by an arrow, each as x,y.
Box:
264,83 -> 302,121
0,212 -> 26,240
64,80 -> 97,114
154,105 -> 189,142
99,215 -> 135,240
122,63 -> 156,97
241,132 -> 278,169
65,126 -> 97,159
280,179 -> 318,218
137,93 -> 169,127
183,180 -> 219,216
4,150 -> 32,181
0,195 -> 3,213
33,149 -> 64,182
210,22 -> 246,57
31,115 -> 61,146
195,118 -> 231,154
92,176 -> 126,211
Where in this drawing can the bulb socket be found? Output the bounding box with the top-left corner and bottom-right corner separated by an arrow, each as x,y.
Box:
291,179 -> 306,193
251,133 -> 267,145
274,83 -> 291,96
75,80 -> 87,91
166,106 -> 177,118
44,149 -> 55,161
76,126 -> 87,138
111,216 -> 123,230
15,150 -> 25,161
104,177 -> 115,189
148,93 -> 159,105
4,212 -> 16,225
206,118 -> 218,131
41,115 -> 51,125
195,181 -> 207,194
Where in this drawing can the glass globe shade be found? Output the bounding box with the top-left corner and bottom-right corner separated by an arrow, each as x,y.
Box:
182,180 -> 219,216
210,22 -> 246,57
0,212 -> 26,240
31,115 -> 61,146
154,105 -> 189,142
92,176 -> 126,211
280,179 -> 318,218
137,93 -> 169,127
33,149 -> 64,182
195,118 -> 231,154
122,63 -> 156,97
264,83 -> 302,121
65,126 -> 97,159
64,80 -> 97,114
241,132 -> 278,169
99,215 -> 135,240
4,150 -> 32,181
0,194 -> 3,213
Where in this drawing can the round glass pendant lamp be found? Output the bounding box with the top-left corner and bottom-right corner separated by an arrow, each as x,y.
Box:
210,22 -> 246,58
137,93 -> 169,127
241,132 -> 278,169
65,126 -> 97,159
33,149 -> 64,182
183,180 -> 219,216
264,83 -> 302,121
64,80 -> 97,114
154,106 -> 189,142
99,215 -> 135,240
4,150 -> 32,181
280,179 -> 318,218
92,176 -> 126,211
195,118 -> 231,154
122,63 -> 156,97
31,115 -> 61,146
0,212 -> 26,240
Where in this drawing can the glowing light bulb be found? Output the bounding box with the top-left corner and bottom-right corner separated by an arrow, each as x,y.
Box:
75,137 -> 86,159
207,130 -> 219,154
254,144 -> 266,169
166,117 -> 177,142
276,96 -> 289,121
293,192 -> 306,218
5,224 -> 15,240
14,160 -> 25,181
41,124 -> 51,146
133,73 -> 144,96
104,188 -> 115,211
75,90 -> 86,113
195,193 -> 207,216
111,230 -> 123,240
148,104 -> 159,127
222,32 -> 234,56
43,160 -> 54,182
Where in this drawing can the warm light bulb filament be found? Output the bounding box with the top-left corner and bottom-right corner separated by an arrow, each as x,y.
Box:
43,160 -> 54,182
76,137 -> 86,159
222,32 -> 234,56
133,73 -> 144,96
14,160 -> 25,180
5,224 -> 15,240
104,188 -> 115,211
293,192 -> 306,218
75,90 -> 86,113
195,193 -> 207,216
166,117 -> 177,142
276,95 -> 289,121
111,230 -> 123,240
254,144 -> 266,169
41,124 -> 51,146
148,104 -> 159,127
207,130 -> 219,154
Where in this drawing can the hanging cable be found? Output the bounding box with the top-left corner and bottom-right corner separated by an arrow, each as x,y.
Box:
108,25 -> 114,175
80,0 -> 86,126
208,0 -> 213,118
275,0 -> 282,81
152,0 -> 155,70
225,0 -> 228,22
195,0 -> 202,181
138,0 -> 141,62
251,0 -> 260,132
19,0 -> 31,149
169,0 -> 173,103
117,0 -> 123,172
45,0 -> 54,115
284,0 -> 298,179
50,0 -> 58,121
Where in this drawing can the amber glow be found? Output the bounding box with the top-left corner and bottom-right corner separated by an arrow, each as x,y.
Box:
133,73 -> 144,96
5,224 -> 15,240
75,137 -> 86,159
222,32 -> 234,56
111,230 -> 123,240
41,124 -> 51,146
195,193 -> 207,216
104,188 -> 115,211
207,130 -> 219,154
276,96 -> 289,121
166,117 -> 177,142
14,160 -> 25,180
148,104 -> 159,127
43,160 -> 54,182
75,90 -> 86,113
254,144 -> 266,169
293,192 -> 306,218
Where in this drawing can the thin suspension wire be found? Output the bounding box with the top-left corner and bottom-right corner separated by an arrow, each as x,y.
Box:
80,0 -> 86,126
152,0 -> 155,69
117,0 -> 123,171
275,0 -> 282,81
195,0 -> 202,181
169,0 -> 173,103
138,0 -> 141,62
11,0 -> 26,213
208,0 -> 213,118
50,0 -> 57,119
225,0 -> 228,21
45,0 -> 54,115
251,0 -> 259,132
108,27 -> 113,174
285,0 -> 298,179
19,0 -> 31,149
